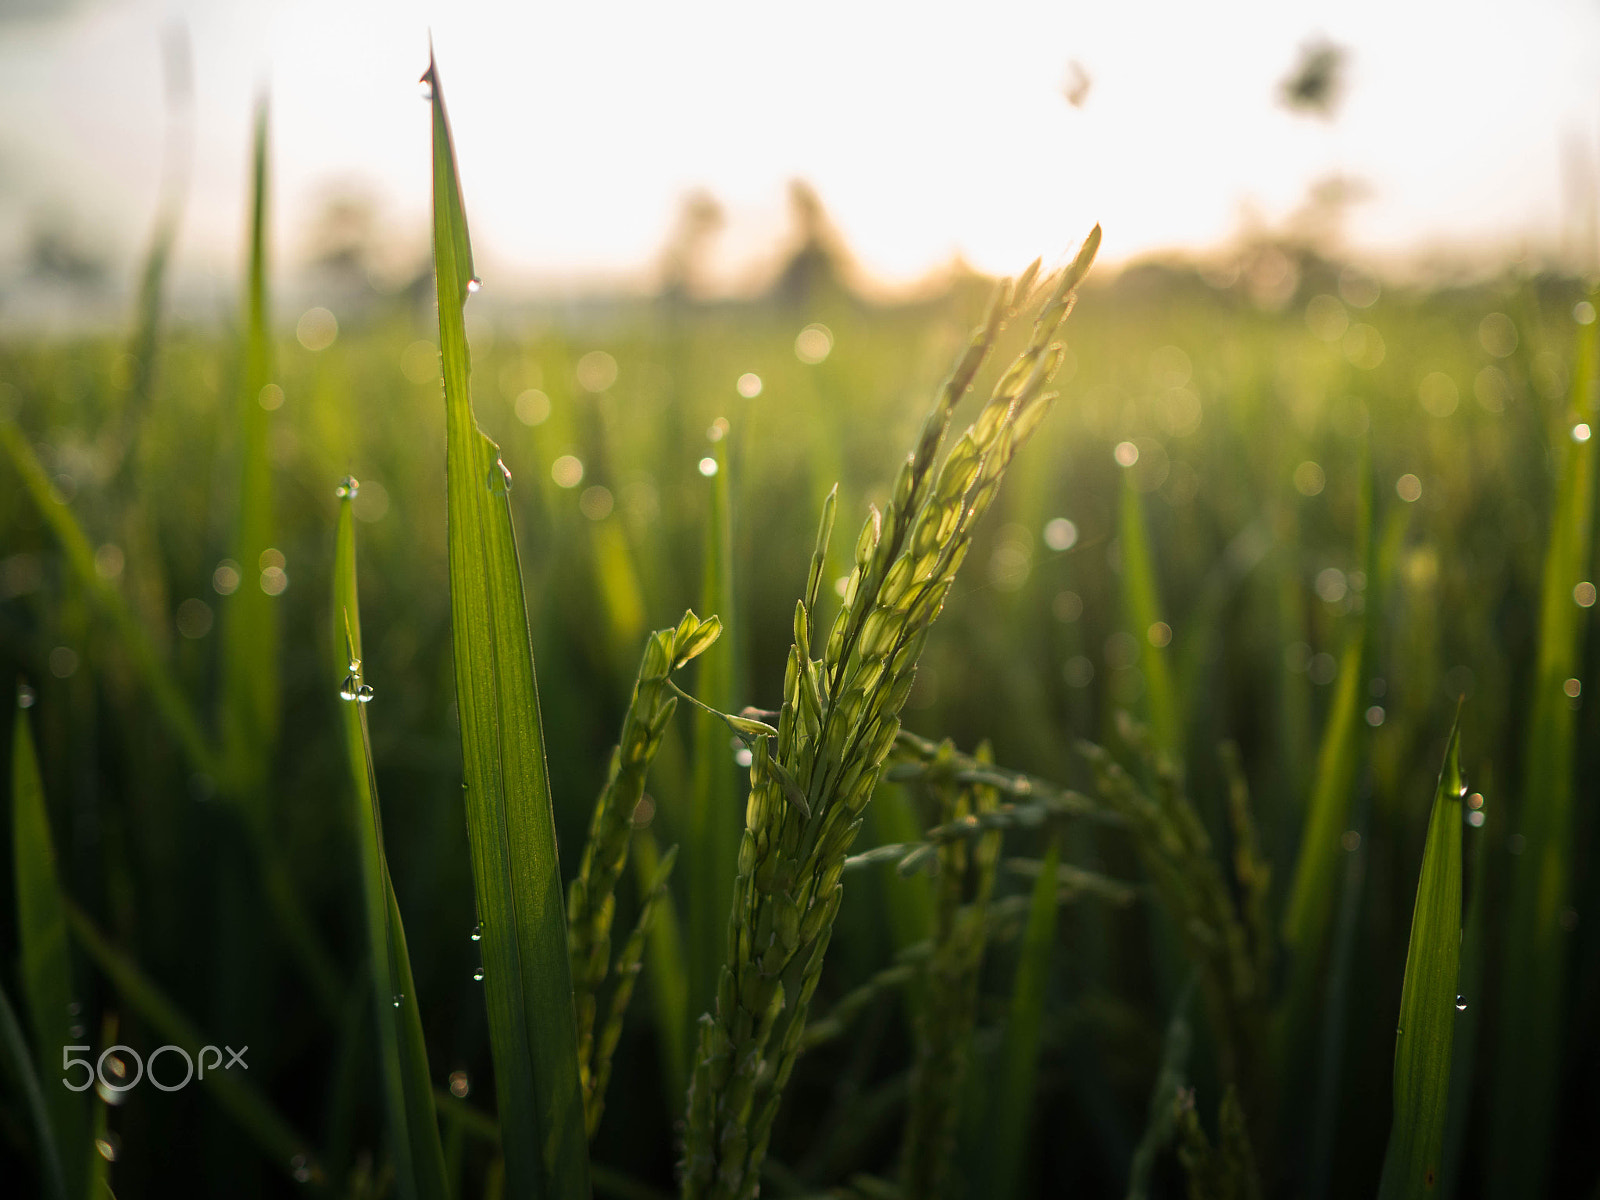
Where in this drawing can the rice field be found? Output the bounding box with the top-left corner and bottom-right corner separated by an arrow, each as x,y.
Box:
1,59 -> 1597,1200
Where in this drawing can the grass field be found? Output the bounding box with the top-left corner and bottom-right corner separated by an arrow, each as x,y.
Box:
2,73 -> 1598,1200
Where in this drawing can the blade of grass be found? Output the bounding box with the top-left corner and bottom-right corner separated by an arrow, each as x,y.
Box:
1489,294 -> 1598,1199
426,51 -> 590,1197
1439,767 -> 1489,1200
219,95 -> 279,797
0,977 -> 67,1200
688,425 -> 740,1029
1377,716 -> 1465,1200
1282,446 -> 1375,958
1118,473 -> 1178,755
333,487 -> 451,1200
634,828 -> 690,1110
12,705 -> 90,1200
0,427 -> 214,773
978,835 -> 1062,1200
63,899 -> 324,1189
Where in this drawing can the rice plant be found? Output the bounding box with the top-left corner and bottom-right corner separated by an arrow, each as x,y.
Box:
3,41 -> 1599,1200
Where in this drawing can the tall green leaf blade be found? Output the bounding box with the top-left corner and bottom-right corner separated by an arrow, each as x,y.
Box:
11,709 -> 86,1200
1490,294 -> 1598,1198
981,836 -> 1062,1199
0,977 -> 67,1200
220,97 -> 279,795
688,429 -> 739,1027
1377,717 -> 1464,1200
426,53 -> 590,1198
1118,474 -> 1178,754
333,494 -> 451,1200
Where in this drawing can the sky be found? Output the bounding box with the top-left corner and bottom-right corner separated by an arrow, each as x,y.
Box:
1,0 -> 1598,298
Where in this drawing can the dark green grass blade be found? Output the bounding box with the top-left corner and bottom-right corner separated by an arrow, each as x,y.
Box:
10,710 -> 84,1200
426,52 -> 590,1197
1118,474 -> 1178,754
65,900 -> 322,1187
0,977 -> 67,1200
1377,718 -> 1464,1200
980,836 -> 1062,1199
220,96 -> 279,795
0,428 -> 214,772
1440,775 -> 1489,1199
688,429 -> 740,1028
633,829 -> 690,1110
1282,447 -> 1375,958
1490,296 -> 1598,1199
334,494 -> 450,1200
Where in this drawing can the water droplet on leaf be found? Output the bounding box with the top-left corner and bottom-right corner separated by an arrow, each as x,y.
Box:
340,674 -> 360,701
467,277 -> 482,294
357,684 -> 375,703
335,475 -> 360,499
1455,995 -> 1467,1012
470,923 -> 482,942
472,966 -> 485,982
488,459 -> 512,494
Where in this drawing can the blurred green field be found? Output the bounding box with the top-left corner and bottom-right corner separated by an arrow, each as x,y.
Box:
2,218 -> 1597,1198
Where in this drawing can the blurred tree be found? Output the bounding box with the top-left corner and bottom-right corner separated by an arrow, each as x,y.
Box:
765,180 -> 854,309
657,188 -> 724,304
1279,38 -> 1348,119
1061,59 -> 1092,109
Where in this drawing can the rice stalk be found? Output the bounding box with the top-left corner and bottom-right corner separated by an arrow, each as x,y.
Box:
898,743 -> 1002,1200
1079,716 -> 1271,1170
568,612 -> 719,1134
1125,980 -> 1195,1200
680,227 -> 1100,1200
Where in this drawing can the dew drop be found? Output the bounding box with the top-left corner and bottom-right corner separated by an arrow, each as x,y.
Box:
335,475 -> 360,499
290,1153 -> 312,1183
1455,995 -> 1467,1012
392,993 -> 404,1008
418,76 -> 434,101
470,922 -> 482,942
96,1136 -> 118,1163
339,674 -> 360,701
467,277 -> 482,295
348,656 -> 361,675
357,684 -> 375,703
488,459 -> 513,494
472,966 -> 485,982
17,682 -> 36,709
